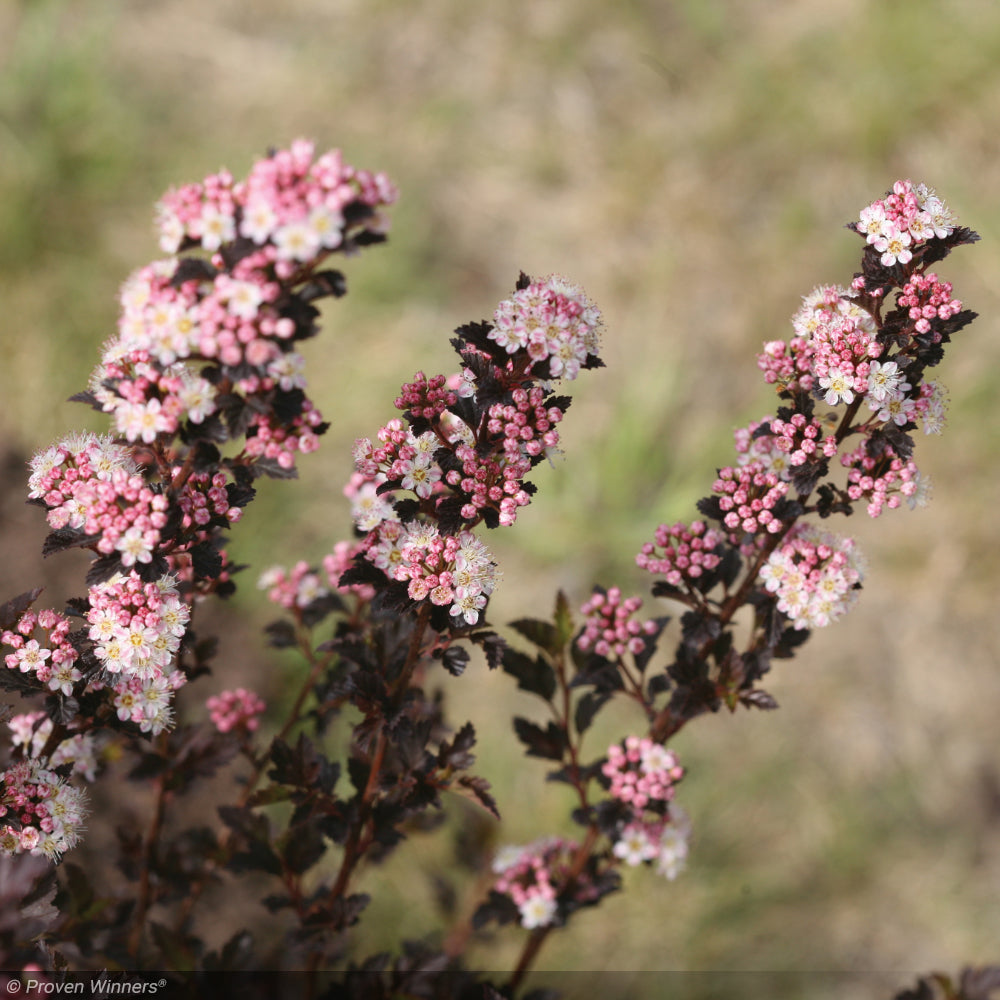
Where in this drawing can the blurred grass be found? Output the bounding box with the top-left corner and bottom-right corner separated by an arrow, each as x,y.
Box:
2,0 -> 1000,987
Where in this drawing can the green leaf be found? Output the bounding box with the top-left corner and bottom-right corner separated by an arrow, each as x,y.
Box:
554,589 -> 575,649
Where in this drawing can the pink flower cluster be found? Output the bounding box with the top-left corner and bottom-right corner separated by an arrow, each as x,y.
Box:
734,414 -> 837,481
86,572 -> 189,736
90,140 -> 392,476
898,272 -> 963,337
635,520 -> 723,587
491,837 -> 596,929
3,609 -> 81,698
839,441 -> 927,517
206,688 -> 266,734
242,401 -> 326,470
259,540 -> 379,612
362,522 -> 497,625
8,714 -> 98,782
713,463 -> 789,538
354,421 -> 445,503
757,266 -> 956,426
0,758 -> 88,861
480,385 -> 564,519
175,470 -> 242,531
99,355 -> 219,444
87,572 -> 190,681
913,381 -> 949,435
322,541 -> 376,601
114,255 -> 313,374
758,284 -> 877,396
603,736 -> 685,810
489,276 -> 602,380
394,372 -> 457,421
258,561 -> 328,609
576,587 -> 657,658
28,432 -> 167,568
357,379 -> 566,529
757,336 -> 813,393
856,180 -> 956,267
612,809 -> 691,879
758,523 -> 865,629
155,138 -> 396,265
603,737 -> 691,879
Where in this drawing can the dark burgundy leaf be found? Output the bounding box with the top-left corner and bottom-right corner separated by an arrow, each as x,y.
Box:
42,529 -> 100,558
86,554 -> 123,586
282,819 -> 327,875
574,690 -> 611,735
959,965 -> 1000,1000
298,269 -> 347,302
512,717 -> 567,761
472,889 -> 520,929
740,689 -> 779,711
67,390 -> 102,411
468,629 -> 506,670
439,645 -> 469,677
455,774 -> 500,819
501,646 -> 556,701
171,257 -> 218,285
508,617 -> 561,656
189,541 -> 224,580
0,588 -> 43,630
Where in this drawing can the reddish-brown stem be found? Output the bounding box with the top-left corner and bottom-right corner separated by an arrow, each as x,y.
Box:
505,825 -> 601,995
128,756 -> 171,958
329,728 -> 387,899
330,604 -> 431,901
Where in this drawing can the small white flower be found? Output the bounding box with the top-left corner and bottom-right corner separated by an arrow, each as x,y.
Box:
273,219 -> 321,262
818,368 -> 855,406
518,893 -> 557,930
240,199 -> 278,243
199,204 -> 235,252
873,226 -> 912,267
866,360 -> 909,404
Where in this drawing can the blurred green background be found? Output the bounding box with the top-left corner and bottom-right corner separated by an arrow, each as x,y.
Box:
2,0 -> 999,992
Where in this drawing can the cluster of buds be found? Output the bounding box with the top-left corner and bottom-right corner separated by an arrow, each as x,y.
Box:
603,736 -> 684,810
612,811 -> 691,880
343,274 -> 603,627
491,837 -> 600,930
602,737 -> 691,879
206,688 -> 267,734
635,520 -> 723,590
576,587 -> 658,658
734,414 -> 837,481
3,609 -> 80,698
0,759 -> 88,861
7,714 -> 98,782
91,139 -> 393,476
361,522 -> 498,625
758,524 -> 865,629
258,561 -> 328,610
